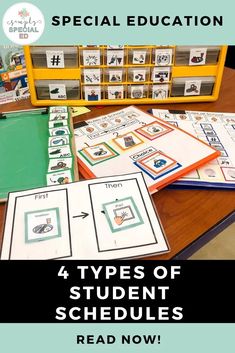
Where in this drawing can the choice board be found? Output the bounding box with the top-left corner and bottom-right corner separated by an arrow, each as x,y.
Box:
75,106 -> 219,193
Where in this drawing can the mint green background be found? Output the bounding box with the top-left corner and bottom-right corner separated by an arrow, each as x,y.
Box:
0,324 -> 234,352
0,0 -> 234,44
0,111 -> 48,199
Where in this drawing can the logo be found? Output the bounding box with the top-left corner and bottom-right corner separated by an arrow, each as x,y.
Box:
2,2 -> 45,45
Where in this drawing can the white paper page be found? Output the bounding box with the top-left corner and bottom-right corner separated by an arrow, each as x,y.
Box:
1,173 -> 169,260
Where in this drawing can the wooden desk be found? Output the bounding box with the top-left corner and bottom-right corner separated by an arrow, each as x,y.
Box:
0,67 -> 235,259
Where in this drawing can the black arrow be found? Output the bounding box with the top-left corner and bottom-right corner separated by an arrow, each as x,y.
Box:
73,212 -> 89,219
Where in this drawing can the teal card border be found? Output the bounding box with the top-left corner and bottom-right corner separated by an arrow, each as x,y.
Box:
79,142 -> 119,166
25,207 -> 61,243
102,196 -> 144,233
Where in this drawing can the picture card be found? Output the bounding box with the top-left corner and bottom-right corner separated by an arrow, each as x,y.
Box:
25,208 -> 61,243
83,50 -> 100,66
133,69 -> 146,82
47,170 -> 73,185
48,145 -> 72,159
113,132 -> 144,150
152,67 -> 171,83
49,119 -> 68,129
93,119 -> 114,131
108,70 -> 123,82
184,80 -> 202,96
189,48 -> 207,66
83,69 -> 101,84
49,112 -> 69,121
49,106 -> 68,113
103,197 -> 144,233
84,86 -> 101,101
79,142 -> 119,165
49,126 -> 71,137
46,50 -> 65,68
49,84 -> 67,100
48,135 -> 70,147
137,151 -> 177,176
154,48 -> 173,66
107,85 -> 124,100
135,160 -> 181,180
107,50 -> 124,66
152,84 -> 169,99
131,85 -> 144,99
136,121 -> 173,140
48,157 -> 73,172
132,50 -> 147,64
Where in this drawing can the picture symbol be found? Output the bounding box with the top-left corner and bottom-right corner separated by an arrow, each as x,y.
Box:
154,159 -> 167,168
191,53 -> 204,64
123,136 -> 135,147
186,84 -> 199,93
33,218 -> 53,234
50,87 -> 60,94
93,148 -> 107,156
51,55 -> 61,66
113,206 -> 135,226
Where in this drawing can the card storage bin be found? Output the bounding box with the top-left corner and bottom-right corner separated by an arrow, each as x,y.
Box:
175,46 -> 221,66
30,46 -> 78,68
171,77 -> 215,97
35,80 -> 80,100
24,45 -> 227,105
